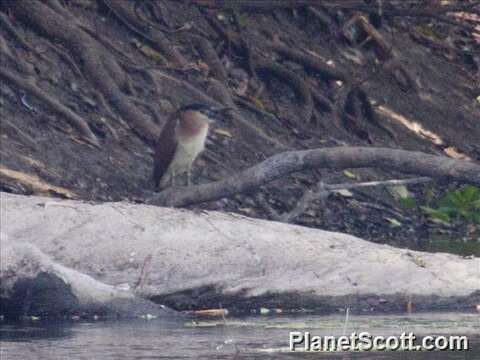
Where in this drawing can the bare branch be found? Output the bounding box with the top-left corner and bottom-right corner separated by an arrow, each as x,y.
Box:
148,147 -> 480,207
280,181 -> 329,223
280,177 -> 432,222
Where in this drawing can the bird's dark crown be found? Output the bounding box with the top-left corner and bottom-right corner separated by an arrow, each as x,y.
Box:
178,103 -> 212,113
178,103 -> 232,121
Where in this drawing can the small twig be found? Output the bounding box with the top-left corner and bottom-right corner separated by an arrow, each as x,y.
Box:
324,177 -> 432,192
280,181 -> 329,223
281,177 -> 432,223
133,255 -> 153,291
41,201 -> 79,210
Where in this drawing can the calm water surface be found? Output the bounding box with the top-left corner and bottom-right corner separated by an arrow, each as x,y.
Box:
1,313 -> 479,359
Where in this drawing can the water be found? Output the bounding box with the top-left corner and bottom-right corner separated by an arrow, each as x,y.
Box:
425,236 -> 480,257
1,313 -> 479,359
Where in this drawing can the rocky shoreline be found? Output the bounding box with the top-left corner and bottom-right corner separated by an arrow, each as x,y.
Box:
2,193 -> 479,319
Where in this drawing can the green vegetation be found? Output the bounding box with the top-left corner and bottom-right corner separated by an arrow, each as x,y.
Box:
400,186 -> 480,225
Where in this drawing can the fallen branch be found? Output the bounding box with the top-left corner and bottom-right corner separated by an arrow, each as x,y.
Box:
148,147 -> 480,207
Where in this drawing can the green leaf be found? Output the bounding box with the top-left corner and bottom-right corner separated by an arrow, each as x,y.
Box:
399,197 -> 417,209
472,199 -> 480,209
388,185 -> 410,199
472,212 -> 480,224
385,217 -> 402,227
334,189 -> 354,197
343,170 -> 356,179
424,187 -> 434,205
253,97 -> 266,110
421,206 -> 451,223
460,186 -> 479,202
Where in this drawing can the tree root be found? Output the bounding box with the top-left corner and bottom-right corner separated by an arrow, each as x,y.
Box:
132,98 -> 161,124
2,118 -> 38,151
191,0 -> 324,10
134,1 -> 191,34
307,6 -> 336,34
152,69 -> 290,150
191,34 -> 228,83
0,12 -> 35,52
382,58 -> 416,93
231,9 -> 257,78
204,77 -> 236,108
9,0 -> 160,144
148,146 -> 480,207
234,95 -> 279,123
255,60 -> 314,124
0,69 -> 100,147
341,86 -> 396,142
343,13 -> 416,92
100,0 -> 186,66
268,42 -> 346,82
0,36 -> 33,75
43,41 -> 84,79
311,89 -> 334,113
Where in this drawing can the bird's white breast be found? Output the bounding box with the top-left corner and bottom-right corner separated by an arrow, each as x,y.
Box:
169,124 -> 209,173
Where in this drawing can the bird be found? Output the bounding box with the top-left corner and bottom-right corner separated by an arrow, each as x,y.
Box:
153,103 -> 230,191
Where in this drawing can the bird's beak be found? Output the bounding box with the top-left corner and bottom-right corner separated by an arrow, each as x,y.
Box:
207,106 -> 234,122
212,106 -> 233,114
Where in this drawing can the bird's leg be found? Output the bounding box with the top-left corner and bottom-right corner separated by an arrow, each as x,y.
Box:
170,169 -> 176,187
186,164 -> 191,187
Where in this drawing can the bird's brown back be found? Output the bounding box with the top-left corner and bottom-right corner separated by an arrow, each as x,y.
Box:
153,112 -> 178,189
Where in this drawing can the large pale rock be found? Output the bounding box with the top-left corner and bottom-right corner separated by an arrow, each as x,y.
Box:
1,192 -> 479,314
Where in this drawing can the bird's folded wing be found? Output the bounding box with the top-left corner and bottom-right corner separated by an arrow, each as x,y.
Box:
153,114 -> 178,188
